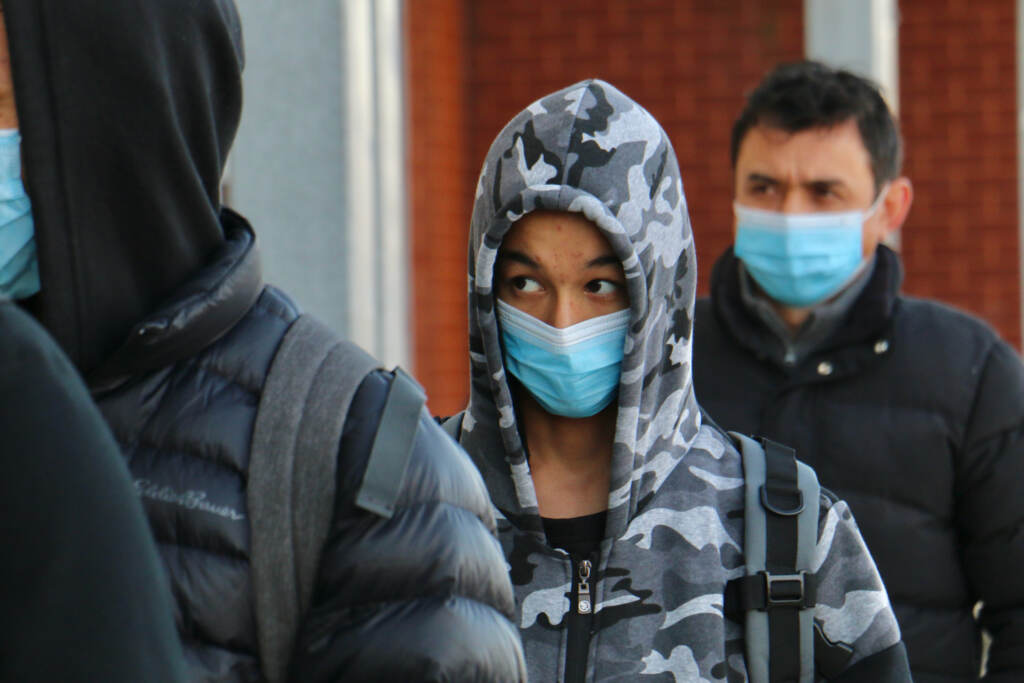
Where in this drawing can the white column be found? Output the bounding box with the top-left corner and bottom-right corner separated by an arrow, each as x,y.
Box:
374,0 -> 410,369
805,0 -> 899,112
340,0 -> 410,368
231,0 -> 351,337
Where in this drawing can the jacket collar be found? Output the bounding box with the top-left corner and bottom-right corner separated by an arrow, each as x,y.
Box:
88,209 -> 264,393
709,245 -> 903,366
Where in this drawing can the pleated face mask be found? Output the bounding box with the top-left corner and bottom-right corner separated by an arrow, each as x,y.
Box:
497,299 -> 630,418
0,129 -> 39,299
733,187 -> 886,307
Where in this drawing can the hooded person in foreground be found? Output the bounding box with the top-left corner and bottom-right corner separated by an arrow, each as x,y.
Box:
0,299 -> 187,682
446,78 -> 912,681
0,1 -> 524,681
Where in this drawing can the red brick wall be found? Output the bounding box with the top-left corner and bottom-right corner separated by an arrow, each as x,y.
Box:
899,0 -> 1021,348
407,0 -> 803,415
405,0 -> 471,414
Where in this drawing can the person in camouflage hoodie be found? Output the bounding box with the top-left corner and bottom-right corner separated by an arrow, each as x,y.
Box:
448,78 -> 912,681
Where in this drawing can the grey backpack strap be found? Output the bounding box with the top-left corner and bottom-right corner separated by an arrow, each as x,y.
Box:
440,411 -> 464,442
249,314 -> 380,683
729,432 -> 820,683
354,367 -> 426,518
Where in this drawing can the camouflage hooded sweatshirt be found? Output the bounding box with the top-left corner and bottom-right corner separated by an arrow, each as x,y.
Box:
455,79 -> 907,682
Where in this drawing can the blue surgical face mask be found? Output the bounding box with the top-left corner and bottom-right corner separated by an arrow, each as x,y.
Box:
733,188 -> 887,307
497,299 -> 630,418
0,129 -> 39,299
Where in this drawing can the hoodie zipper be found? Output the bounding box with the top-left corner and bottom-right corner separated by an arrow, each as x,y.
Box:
577,558 -> 592,614
565,556 -> 595,683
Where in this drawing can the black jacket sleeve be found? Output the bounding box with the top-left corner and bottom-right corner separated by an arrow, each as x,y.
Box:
0,303 -> 187,682
958,339 -> 1024,680
830,642 -> 911,682
289,369 -> 527,682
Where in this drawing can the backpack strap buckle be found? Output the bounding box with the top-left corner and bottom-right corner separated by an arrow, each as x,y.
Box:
763,570 -> 810,609
726,570 -> 817,613
760,484 -> 804,516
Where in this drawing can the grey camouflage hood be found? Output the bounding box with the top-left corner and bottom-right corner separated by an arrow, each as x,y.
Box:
462,79 -> 701,539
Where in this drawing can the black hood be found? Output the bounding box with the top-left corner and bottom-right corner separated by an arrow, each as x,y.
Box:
5,0 -> 244,374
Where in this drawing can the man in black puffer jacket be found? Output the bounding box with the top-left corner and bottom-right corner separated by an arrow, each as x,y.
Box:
693,60 -> 1024,682
2,1 -> 525,681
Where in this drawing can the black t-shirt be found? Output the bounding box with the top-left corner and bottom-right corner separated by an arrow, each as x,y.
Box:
541,510 -> 607,683
542,510 -> 607,558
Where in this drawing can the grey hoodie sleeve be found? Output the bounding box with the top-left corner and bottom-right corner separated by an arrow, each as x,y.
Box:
812,496 -> 911,680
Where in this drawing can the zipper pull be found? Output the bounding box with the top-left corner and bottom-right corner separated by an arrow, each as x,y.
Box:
577,559 -> 593,614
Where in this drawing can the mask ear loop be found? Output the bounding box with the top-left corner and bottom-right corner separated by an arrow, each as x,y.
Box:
864,182 -> 892,220
834,184 -> 892,297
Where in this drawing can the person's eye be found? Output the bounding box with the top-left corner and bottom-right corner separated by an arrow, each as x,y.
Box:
510,276 -> 541,292
585,280 -> 620,295
811,184 -> 839,200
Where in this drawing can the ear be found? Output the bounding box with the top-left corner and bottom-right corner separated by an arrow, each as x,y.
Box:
879,176 -> 913,236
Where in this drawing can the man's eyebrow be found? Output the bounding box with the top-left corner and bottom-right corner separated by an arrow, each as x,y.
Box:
745,172 -> 780,185
497,250 -> 538,268
497,250 -> 620,269
804,178 -> 846,191
745,173 -> 847,191
586,254 -> 621,268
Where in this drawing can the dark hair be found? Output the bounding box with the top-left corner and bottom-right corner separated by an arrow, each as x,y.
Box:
730,60 -> 902,191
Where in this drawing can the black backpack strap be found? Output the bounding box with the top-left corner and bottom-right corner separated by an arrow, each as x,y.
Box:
729,432 -> 820,683
354,367 -> 426,518
249,314 -> 380,683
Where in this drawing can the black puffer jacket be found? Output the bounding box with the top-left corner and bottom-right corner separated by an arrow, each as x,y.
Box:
94,218 -> 524,681
5,0 -> 525,680
693,245 -> 1024,683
